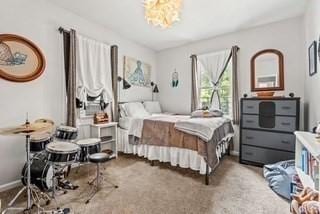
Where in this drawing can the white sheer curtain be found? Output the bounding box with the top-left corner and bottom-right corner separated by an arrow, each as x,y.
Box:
198,50 -> 231,109
76,34 -> 113,105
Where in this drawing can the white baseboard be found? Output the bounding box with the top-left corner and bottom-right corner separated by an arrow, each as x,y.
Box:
0,180 -> 21,192
230,150 -> 239,156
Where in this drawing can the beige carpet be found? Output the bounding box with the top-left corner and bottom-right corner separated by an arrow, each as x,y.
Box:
0,154 -> 289,214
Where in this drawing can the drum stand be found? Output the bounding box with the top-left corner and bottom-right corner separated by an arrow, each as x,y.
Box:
51,165 -> 68,198
2,134 -> 52,214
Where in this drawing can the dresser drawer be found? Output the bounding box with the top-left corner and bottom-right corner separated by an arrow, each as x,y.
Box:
242,100 -> 298,116
242,100 -> 259,114
275,100 -> 297,116
242,115 -> 296,132
242,129 -> 295,152
241,145 -> 294,165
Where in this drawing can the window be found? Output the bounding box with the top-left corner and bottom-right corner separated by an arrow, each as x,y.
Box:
199,58 -> 233,116
78,94 -> 106,118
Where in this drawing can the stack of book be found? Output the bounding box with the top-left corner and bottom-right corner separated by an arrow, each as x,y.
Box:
301,147 -> 320,189
100,136 -> 113,143
290,174 -> 303,197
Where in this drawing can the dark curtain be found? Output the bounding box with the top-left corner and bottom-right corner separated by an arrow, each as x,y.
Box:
62,29 -> 77,127
111,45 -> 119,122
190,55 -> 199,112
231,46 -> 240,125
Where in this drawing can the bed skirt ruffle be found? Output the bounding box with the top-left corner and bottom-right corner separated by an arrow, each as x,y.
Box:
118,128 -> 231,175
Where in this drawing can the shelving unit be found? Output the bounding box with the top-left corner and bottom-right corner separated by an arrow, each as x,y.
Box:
295,131 -> 320,190
90,122 -> 118,158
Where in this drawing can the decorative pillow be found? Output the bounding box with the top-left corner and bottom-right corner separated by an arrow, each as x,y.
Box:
209,108 -> 224,117
143,101 -> 162,114
191,109 -> 223,118
122,102 -> 150,118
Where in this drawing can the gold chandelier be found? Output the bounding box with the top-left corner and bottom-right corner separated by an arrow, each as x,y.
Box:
144,0 -> 182,29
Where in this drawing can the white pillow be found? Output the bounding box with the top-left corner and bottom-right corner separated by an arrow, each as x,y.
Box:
143,101 -> 162,114
123,102 -> 150,118
119,104 -> 128,118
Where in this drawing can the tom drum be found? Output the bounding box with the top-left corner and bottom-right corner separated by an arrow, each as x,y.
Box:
76,138 -> 101,162
55,125 -> 78,141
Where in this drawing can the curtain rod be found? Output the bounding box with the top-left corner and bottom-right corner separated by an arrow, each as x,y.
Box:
191,45 -> 240,57
58,27 -> 118,47
58,27 -> 69,34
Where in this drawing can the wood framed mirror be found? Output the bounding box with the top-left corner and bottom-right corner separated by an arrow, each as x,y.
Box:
251,49 -> 284,92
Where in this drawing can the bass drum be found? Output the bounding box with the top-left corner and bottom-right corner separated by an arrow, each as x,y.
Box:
21,152 -> 53,192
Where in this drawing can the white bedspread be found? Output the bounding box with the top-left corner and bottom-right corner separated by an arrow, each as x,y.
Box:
174,117 -> 232,142
127,114 -> 189,138
127,113 -> 232,142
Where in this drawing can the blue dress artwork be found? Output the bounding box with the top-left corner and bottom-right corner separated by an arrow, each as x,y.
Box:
129,60 -> 145,86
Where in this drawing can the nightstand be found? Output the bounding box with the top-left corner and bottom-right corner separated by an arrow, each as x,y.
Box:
90,122 -> 118,158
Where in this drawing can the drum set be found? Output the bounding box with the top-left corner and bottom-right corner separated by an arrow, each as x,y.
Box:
0,118 -> 105,214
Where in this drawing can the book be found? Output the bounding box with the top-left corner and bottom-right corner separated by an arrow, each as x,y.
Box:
300,147 -> 320,189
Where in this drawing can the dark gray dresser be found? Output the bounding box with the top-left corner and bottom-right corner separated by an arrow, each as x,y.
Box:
240,97 -> 300,166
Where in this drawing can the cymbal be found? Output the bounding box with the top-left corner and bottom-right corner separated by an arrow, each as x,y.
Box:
34,118 -> 54,125
0,122 -> 53,136
34,118 -> 55,134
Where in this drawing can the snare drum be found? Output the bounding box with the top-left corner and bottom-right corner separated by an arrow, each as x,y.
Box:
76,138 -> 101,162
46,141 -> 80,165
55,125 -> 78,141
30,133 -> 52,153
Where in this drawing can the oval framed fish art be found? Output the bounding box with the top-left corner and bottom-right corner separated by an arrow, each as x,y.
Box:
0,34 -> 45,82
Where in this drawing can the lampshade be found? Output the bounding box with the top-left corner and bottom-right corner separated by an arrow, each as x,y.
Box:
144,0 -> 182,29
123,79 -> 131,90
118,76 -> 131,90
153,84 -> 159,93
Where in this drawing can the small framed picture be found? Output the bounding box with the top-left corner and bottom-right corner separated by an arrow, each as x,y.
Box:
309,40 -> 317,76
318,36 -> 320,63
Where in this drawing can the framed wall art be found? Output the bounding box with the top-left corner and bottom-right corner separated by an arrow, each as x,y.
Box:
0,34 -> 46,82
124,56 -> 151,87
308,40 -> 317,76
318,35 -> 320,63
172,70 -> 179,88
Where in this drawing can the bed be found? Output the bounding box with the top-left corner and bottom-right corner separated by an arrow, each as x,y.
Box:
117,101 -> 234,185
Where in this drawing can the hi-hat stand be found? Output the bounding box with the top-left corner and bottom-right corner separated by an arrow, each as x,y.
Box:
2,121 -> 51,214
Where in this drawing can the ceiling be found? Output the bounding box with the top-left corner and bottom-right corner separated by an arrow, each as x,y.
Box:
49,0 -> 307,51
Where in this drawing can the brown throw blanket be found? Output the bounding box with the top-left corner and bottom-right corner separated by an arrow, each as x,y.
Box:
128,116 -> 234,170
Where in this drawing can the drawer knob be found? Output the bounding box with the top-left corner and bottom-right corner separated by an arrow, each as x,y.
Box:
246,120 -> 254,123
281,140 -> 290,144
281,122 -> 291,126
246,106 -> 254,109
246,136 -> 254,140
244,152 -> 253,156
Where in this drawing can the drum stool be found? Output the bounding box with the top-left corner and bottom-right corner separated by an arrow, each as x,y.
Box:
85,153 -> 118,204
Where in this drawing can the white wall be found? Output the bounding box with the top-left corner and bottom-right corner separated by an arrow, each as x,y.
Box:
303,0 -> 320,131
156,17 -> 305,152
0,0 -> 156,187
